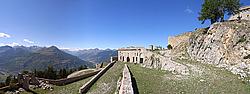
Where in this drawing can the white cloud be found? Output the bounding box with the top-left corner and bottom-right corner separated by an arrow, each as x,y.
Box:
23,39 -> 34,44
60,47 -> 83,51
185,8 -> 193,14
0,33 -> 10,38
0,42 -> 20,47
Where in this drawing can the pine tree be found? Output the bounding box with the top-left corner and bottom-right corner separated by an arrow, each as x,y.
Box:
5,75 -> 12,86
198,0 -> 240,24
78,65 -> 85,71
62,68 -> 67,78
46,66 -> 56,79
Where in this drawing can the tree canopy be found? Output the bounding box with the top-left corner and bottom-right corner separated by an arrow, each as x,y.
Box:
198,0 -> 241,24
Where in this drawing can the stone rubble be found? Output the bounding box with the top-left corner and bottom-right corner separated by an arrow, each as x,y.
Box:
38,80 -> 53,91
143,51 -> 190,75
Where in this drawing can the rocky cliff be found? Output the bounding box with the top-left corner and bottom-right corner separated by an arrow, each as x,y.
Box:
143,20 -> 250,78
187,20 -> 250,77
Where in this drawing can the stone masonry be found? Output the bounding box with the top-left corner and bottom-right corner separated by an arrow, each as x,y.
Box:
119,64 -> 134,94
168,32 -> 192,48
118,47 -> 147,63
229,6 -> 250,21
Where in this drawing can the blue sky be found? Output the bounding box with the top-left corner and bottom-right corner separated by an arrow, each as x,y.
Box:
0,0 -> 249,49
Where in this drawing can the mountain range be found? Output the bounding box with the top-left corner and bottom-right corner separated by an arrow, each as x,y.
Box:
62,48 -> 118,64
0,46 -> 93,74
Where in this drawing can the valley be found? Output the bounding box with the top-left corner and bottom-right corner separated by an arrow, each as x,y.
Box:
1,0 -> 250,94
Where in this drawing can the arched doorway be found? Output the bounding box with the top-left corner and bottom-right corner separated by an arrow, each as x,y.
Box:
140,58 -> 143,63
127,57 -> 130,62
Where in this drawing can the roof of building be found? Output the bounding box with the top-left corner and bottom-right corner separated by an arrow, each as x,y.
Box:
118,47 -> 145,51
240,6 -> 250,11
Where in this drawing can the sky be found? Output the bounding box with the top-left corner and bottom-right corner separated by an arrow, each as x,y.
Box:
0,0 -> 249,50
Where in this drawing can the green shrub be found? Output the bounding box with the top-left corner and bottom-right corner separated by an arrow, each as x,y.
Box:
167,44 -> 173,50
237,36 -> 246,44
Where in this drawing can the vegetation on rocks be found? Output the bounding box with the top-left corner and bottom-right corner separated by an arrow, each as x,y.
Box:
167,44 -> 173,50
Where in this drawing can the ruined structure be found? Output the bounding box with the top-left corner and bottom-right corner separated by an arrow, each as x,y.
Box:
168,32 -> 192,48
118,47 -> 147,63
229,6 -> 250,21
17,73 -> 40,90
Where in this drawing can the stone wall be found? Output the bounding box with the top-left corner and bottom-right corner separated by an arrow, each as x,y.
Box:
38,70 -> 100,86
0,84 -> 19,92
229,6 -> 250,21
79,61 -> 116,94
119,64 -> 134,94
168,32 -> 192,48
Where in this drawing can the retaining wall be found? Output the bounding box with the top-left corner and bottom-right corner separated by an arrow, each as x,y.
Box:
0,83 -> 19,92
119,64 -> 134,94
38,69 -> 101,86
79,61 -> 116,94
168,32 -> 192,48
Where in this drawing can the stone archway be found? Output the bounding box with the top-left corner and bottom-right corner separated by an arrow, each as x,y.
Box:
127,57 -> 130,62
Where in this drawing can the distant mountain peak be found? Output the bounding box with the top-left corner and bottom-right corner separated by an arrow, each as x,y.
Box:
3,45 -> 12,47
0,45 -> 94,73
48,46 -> 59,50
0,46 -> 13,53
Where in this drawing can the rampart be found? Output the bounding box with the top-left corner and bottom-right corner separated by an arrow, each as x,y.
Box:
79,61 -> 116,94
168,32 -> 192,48
119,64 -> 134,94
229,6 -> 250,21
38,69 -> 100,86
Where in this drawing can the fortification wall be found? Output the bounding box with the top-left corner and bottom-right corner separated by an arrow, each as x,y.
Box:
229,6 -> 250,21
119,64 -> 134,94
168,32 -> 192,48
79,61 -> 115,94
0,84 -> 19,92
38,70 -> 100,86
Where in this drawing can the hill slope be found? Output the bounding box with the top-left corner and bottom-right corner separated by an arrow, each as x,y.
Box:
63,48 -> 117,64
0,46 -> 93,73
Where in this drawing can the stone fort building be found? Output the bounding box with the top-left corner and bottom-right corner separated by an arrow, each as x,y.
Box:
229,6 -> 250,21
118,45 -> 165,63
118,47 -> 147,63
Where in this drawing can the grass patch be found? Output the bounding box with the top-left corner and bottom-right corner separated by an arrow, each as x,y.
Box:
86,62 -> 124,94
127,61 -> 250,94
0,75 -> 7,83
21,76 -> 93,94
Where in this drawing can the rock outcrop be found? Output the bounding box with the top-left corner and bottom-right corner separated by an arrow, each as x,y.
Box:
138,20 -> 250,78
143,50 -> 190,75
186,20 -> 250,77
